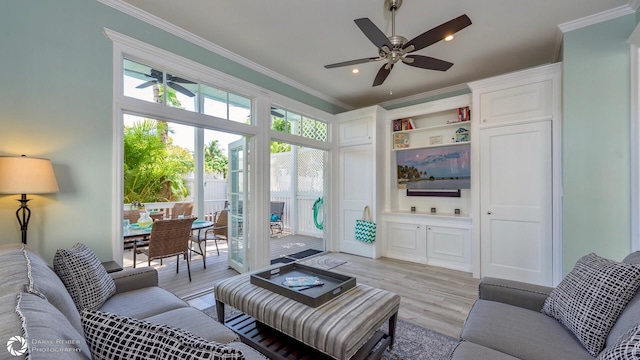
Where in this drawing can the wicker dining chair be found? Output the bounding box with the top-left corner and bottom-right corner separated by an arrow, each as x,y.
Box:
123,209 -> 149,251
190,210 -> 227,269
171,202 -> 194,219
141,217 -> 196,281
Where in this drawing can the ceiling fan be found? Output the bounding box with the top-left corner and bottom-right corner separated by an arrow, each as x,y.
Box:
324,0 -> 471,87
136,68 -> 197,97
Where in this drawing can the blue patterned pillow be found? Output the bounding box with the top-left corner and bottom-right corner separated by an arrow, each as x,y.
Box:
542,253 -> 640,356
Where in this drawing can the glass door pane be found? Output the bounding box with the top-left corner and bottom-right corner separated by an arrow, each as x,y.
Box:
228,138 -> 248,272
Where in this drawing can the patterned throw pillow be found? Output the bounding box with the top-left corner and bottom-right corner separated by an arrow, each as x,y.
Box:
53,243 -> 116,312
542,253 -> 640,356
81,310 -> 245,360
598,323 -> 640,359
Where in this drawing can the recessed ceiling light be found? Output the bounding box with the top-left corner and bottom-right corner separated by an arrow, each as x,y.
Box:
444,35 -> 454,41
352,68 -> 360,74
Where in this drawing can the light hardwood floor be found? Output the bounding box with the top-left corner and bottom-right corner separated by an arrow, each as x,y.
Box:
124,240 -> 479,338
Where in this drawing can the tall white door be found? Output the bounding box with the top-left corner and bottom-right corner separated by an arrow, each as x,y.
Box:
480,121 -> 552,286
339,144 -> 374,257
227,138 -> 248,273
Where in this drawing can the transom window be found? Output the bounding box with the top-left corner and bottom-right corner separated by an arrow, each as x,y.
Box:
123,59 -> 251,124
271,107 -> 328,142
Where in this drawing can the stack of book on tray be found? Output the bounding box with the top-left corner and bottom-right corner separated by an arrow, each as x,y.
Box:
282,276 -> 324,290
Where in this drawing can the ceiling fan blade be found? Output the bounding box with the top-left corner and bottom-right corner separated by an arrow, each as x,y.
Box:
324,57 -> 381,69
403,55 -> 453,71
373,63 -> 393,87
403,14 -> 472,53
270,107 -> 284,117
136,80 -> 157,89
167,75 -> 196,85
355,18 -> 393,50
167,82 -> 196,97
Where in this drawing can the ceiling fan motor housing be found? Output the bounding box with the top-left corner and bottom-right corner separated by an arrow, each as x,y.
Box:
385,0 -> 402,11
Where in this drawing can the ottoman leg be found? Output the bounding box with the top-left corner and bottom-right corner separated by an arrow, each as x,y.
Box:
388,312 -> 398,350
216,300 -> 225,323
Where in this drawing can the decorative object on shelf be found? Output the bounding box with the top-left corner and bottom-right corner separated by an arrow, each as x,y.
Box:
458,106 -> 470,122
455,209 -> 461,215
392,119 -> 403,132
455,128 -> 469,142
355,206 -> 376,243
0,155 -> 59,244
429,135 -> 443,145
411,206 -> 416,212
393,133 -> 410,149
431,207 -> 436,213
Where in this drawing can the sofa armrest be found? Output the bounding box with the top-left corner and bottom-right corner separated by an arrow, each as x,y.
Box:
478,277 -> 553,311
110,267 -> 158,294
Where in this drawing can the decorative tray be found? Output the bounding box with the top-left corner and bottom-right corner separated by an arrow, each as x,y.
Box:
250,263 -> 356,307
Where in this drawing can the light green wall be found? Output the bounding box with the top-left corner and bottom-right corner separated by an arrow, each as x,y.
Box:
562,14 -> 635,273
0,0 -> 343,263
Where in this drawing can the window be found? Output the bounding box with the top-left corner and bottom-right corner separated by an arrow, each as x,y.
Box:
271,108 -> 328,142
123,59 -> 251,122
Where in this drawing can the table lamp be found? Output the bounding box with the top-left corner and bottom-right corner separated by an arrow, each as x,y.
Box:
0,156 -> 59,244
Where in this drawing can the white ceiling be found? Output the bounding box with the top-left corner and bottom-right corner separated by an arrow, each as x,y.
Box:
120,0 -> 633,110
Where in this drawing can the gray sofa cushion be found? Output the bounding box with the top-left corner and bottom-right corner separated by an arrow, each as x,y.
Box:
598,322 -> 640,359
449,341 -> 520,360
100,286 -> 187,319
53,243 -> 116,312
81,310 -> 245,360
144,307 -> 239,344
461,299 -> 593,360
0,293 -> 24,357
542,253 -> 640,356
16,292 -> 91,359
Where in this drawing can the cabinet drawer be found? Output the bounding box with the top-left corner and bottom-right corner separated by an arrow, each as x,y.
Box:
479,80 -> 553,126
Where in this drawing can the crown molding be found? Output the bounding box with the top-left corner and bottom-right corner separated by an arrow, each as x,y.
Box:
96,0 -> 353,111
558,4 -> 636,33
379,83 -> 469,108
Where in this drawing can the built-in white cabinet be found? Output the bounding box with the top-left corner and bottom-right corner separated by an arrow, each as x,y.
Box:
427,225 -> 471,272
469,63 -> 562,286
383,212 -> 471,272
338,116 -> 372,146
334,106 -> 385,259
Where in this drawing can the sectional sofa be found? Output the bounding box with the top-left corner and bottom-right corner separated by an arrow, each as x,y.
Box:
0,243 -> 264,359
450,252 -> 640,359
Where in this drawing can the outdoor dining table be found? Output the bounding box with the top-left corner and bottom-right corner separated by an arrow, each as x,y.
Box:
124,219 -> 213,267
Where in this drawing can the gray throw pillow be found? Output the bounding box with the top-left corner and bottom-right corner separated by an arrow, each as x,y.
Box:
53,243 -> 116,312
542,253 -> 640,356
81,310 -> 245,360
598,322 -> 640,359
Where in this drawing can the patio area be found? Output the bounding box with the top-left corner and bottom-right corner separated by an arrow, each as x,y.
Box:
122,232 -> 324,300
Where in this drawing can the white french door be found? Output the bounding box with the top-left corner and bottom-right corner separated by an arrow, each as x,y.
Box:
480,121 -> 553,286
228,138 -> 248,273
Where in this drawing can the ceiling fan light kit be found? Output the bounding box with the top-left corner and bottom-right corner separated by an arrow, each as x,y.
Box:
324,0 -> 471,87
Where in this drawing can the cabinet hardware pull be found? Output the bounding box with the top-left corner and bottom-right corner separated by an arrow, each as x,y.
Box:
487,211 -> 492,215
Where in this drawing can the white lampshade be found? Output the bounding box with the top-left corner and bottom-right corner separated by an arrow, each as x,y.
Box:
0,156 -> 59,195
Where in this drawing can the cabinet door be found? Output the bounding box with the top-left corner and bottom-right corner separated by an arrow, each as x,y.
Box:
339,117 -> 372,146
480,121 -> 552,286
339,145 -> 374,258
386,221 -> 427,264
479,80 -> 553,126
427,226 -> 471,272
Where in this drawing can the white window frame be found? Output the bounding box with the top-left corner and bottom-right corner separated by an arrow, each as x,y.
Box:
105,28 -> 334,270
630,23 -> 640,252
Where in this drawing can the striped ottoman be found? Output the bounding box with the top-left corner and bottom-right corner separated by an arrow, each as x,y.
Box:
214,268 -> 400,359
